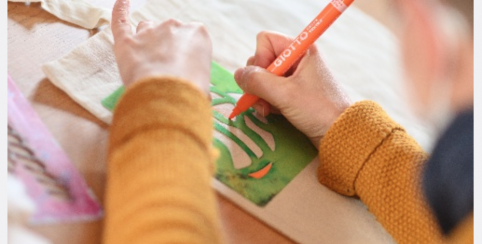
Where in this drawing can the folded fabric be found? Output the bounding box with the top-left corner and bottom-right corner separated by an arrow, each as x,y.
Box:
8,0 -> 110,29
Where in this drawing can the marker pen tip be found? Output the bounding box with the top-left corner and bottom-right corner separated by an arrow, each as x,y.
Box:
229,107 -> 241,120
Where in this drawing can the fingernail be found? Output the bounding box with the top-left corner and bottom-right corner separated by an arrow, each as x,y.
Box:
234,68 -> 244,82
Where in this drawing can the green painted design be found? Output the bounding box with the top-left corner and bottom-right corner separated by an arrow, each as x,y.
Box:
101,61 -> 317,207
102,86 -> 125,111
213,122 -> 257,158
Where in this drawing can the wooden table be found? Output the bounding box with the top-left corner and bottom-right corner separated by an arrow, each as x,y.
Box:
7,1 -> 392,243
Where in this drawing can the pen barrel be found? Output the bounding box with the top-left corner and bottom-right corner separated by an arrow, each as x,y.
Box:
267,0 -> 355,76
235,93 -> 259,111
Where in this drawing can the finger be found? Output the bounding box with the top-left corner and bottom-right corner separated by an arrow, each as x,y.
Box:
207,92 -> 212,102
254,31 -> 296,68
188,21 -> 206,29
234,66 -> 288,106
246,56 -> 255,66
136,20 -> 155,33
112,0 -> 133,42
291,45 -> 322,75
160,18 -> 183,28
252,99 -> 271,117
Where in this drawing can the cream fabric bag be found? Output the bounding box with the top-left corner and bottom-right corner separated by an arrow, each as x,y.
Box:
12,0 -> 436,243
37,0 -> 434,150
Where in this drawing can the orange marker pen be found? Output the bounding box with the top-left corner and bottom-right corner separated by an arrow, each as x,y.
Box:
229,0 -> 355,119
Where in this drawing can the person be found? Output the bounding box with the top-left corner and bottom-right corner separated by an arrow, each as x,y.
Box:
102,0 -> 473,243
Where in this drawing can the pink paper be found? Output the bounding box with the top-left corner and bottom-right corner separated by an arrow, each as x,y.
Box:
8,75 -> 103,224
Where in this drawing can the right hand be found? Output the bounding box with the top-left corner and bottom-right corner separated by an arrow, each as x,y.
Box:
234,31 -> 351,147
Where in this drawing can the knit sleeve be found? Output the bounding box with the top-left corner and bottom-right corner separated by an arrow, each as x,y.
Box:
317,100 -> 444,244
103,76 -> 223,244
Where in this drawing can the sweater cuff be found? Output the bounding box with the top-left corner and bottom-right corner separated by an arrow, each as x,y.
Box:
109,76 -> 213,157
317,100 -> 404,196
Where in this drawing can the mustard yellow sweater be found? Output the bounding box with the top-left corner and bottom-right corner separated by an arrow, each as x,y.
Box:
103,77 -> 472,244
318,101 -> 473,244
103,77 -> 223,244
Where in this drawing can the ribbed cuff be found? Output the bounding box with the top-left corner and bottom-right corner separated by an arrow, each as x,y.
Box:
317,100 -> 403,196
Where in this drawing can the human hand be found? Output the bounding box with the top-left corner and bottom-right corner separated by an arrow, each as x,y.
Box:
234,31 -> 351,147
111,0 -> 212,95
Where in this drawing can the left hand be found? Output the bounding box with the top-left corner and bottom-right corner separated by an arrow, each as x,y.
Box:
111,0 -> 213,95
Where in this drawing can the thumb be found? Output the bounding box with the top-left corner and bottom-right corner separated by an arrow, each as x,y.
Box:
234,66 -> 287,106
